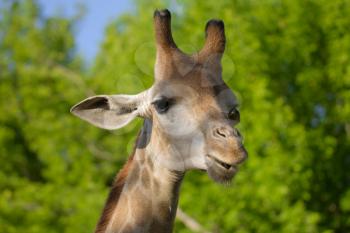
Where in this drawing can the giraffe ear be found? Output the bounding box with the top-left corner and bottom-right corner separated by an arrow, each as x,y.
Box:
70,94 -> 144,130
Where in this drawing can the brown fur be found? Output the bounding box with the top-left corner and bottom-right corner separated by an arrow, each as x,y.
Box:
94,155 -> 134,233
94,132 -> 140,233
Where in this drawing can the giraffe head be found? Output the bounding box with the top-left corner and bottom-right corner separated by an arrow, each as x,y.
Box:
71,9 -> 247,184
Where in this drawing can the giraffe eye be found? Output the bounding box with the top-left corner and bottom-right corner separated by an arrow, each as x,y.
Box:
228,108 -> 240,121
152,97 -> 173,114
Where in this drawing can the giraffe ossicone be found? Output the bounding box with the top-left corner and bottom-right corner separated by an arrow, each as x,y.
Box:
71,9 -> 247,233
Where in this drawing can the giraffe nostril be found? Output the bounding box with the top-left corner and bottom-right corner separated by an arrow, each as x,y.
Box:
215,128 -> 226,138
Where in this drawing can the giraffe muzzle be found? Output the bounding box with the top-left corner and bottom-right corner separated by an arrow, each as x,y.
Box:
204,125 -> 248,183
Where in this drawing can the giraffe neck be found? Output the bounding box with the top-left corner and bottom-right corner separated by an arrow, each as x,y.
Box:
95,120 -> 184,233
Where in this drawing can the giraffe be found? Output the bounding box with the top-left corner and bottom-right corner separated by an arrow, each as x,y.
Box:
71,9 -> 247,233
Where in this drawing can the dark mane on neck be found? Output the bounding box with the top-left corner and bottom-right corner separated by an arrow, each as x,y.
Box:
94,119 -> 153,233
94,152 -> 135,233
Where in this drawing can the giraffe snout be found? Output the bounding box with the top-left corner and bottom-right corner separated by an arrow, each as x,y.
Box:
212,126 -> 242,143
208,124 -> 247,166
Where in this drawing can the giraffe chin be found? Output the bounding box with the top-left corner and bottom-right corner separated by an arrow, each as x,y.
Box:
205,154 -> 238,184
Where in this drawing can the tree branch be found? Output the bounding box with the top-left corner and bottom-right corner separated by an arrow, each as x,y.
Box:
177,208 -> 210,233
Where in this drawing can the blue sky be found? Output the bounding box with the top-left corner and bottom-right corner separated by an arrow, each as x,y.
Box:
37,0 -> 133,64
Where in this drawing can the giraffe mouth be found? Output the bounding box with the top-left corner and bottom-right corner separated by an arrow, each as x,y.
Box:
205,154 -> 237,184
206,154 -> 237,172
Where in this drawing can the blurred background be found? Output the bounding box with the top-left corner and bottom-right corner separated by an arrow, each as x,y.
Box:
0,0 -> 349,232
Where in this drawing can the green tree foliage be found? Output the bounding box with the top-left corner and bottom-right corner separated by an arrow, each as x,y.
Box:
0,0 -> 349,232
